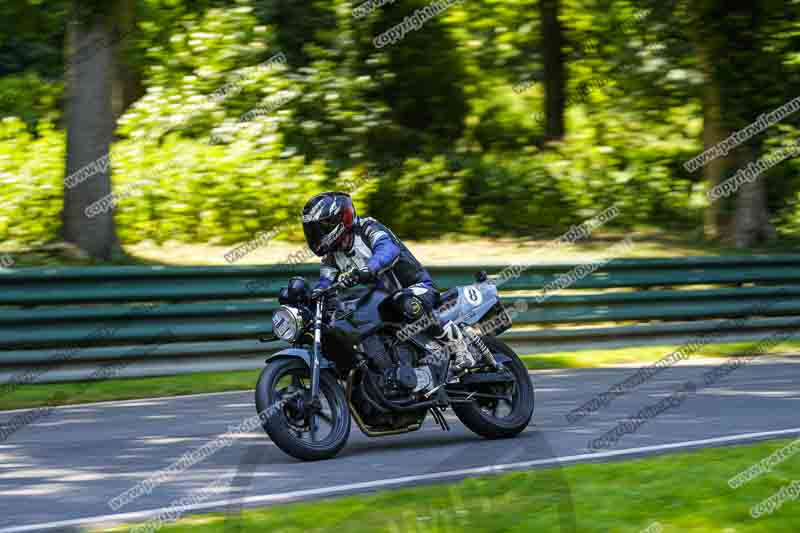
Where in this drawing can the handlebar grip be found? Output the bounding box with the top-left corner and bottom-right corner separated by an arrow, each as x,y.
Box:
311,281 -> 343,300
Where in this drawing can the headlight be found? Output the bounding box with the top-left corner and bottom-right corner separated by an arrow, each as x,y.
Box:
272,306 -> 304,342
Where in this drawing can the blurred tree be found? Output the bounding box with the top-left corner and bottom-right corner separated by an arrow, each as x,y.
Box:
0,0 -> 69,130
112,0 -> 144,121
687,0 -> 795,246
727,1 -> 776,248
540,0 -> 565,141
62,0 -> 119,260
253,0 -> 336,68
0,0 -> 67,79
687,0 -> 730,240
5,0 -> 800,250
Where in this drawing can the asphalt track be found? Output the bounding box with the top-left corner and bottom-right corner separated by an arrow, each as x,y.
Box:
2,357 -> 800,532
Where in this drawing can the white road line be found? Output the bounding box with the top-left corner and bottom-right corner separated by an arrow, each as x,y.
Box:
2,426 -> 799,533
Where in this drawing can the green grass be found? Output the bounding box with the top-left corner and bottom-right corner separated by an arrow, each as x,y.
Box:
96,437 -> 800,532
0,369 -> 260,411
520,339 -> 800,369
3,338 -> 798,411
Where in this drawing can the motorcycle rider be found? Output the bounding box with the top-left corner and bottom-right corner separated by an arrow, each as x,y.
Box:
301,191 -> 477,372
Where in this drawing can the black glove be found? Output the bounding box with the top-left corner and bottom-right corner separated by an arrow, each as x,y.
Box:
339,268 -> 359,288
357,266 -> 374,284
340,266 -> 373,288
310,287 -> 326,300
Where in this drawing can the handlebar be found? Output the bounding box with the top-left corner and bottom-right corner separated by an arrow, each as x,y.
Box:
312,280 -> 346,300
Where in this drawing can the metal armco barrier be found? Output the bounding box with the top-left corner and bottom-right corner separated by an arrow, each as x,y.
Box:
2,256 -> 800,385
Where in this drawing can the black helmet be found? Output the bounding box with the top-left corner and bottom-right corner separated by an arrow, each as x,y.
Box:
301,192 -> 356,256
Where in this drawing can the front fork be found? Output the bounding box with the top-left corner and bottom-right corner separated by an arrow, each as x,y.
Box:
308,297 -> 324,410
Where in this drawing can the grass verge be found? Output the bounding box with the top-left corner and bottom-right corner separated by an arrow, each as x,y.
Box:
96,437 -> 800,532
0,369 -> 260,411
2,339 -> 797,411
520,339 -> 800,369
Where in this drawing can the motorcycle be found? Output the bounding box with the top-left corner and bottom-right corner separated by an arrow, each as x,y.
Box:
255,271 -> 534,461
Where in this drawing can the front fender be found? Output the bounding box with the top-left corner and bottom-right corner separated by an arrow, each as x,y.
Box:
265,347 -> 335,370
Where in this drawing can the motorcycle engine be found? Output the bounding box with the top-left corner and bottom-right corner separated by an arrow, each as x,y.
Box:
382,365 -> 435,395
361,335 -> 436,397
387,342 -> 436,395
352,335 -> 435,431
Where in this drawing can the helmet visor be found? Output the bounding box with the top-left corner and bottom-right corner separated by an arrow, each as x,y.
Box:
303,215 -> 341,256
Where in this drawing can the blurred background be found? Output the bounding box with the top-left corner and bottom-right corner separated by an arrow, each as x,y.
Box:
2,0 -> 800,266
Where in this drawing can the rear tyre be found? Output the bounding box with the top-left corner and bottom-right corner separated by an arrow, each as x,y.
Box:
451,337 -> 534,439
255,358 -> 350,461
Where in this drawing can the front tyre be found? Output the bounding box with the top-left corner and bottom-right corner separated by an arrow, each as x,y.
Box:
451,337 -> 534,439
255,358 -> 350,461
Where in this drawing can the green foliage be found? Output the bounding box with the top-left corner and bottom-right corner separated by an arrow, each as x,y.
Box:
374,156 -> 464,239
0,74 -> 64,130
373,0 -> 469,148
0,0 -> 68,79
280,0 -> 392,171
537,102 -> 704,228
0,118 -> 64,245
111,137 -> 326,244
3,0 -> 800,249
472,86 -> 545,151
459,153 -> 573,235
118,3 -> 279,143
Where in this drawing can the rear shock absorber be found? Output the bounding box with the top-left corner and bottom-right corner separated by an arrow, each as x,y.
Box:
463,325 -> 499,369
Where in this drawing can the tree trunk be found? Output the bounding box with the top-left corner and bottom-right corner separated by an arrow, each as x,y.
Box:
734,144 -> 776,247
540,0 -> 566,141
62,2 -> 119,261
112,0 -> 143,121
689,0 -> 735,241
696,38 -> 728,240
731,1 -> 775,248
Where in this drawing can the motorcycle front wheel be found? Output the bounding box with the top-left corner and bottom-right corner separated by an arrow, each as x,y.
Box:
451,337 -> 534,439
255,358 -> 351,461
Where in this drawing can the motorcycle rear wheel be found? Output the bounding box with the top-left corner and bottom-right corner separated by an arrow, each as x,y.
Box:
255,358 -> 351,461
451,337 -> 534,439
